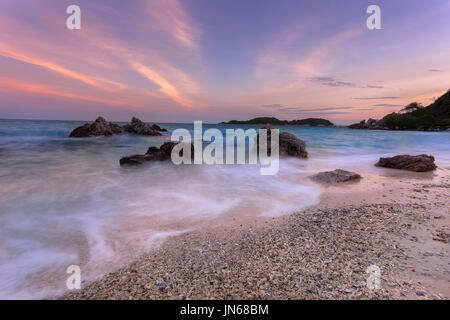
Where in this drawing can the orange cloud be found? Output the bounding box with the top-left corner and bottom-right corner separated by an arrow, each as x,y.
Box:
131,61 -> 197,108
0,42 -> 125,91
0,78 -> 132,108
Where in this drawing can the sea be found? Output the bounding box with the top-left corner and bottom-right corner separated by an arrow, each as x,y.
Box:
0,119 -> 449,299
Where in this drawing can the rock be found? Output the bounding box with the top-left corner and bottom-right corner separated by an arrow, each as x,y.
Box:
123,117 -> 161,136
279,132 -> 308,158
349,118 -> 387,130
120,142 -> 194,166
257,125 -> 308,158
415,291 -> 425,296
69,116 -> 124,137
119,154 -> 151,166
69,116 -> 167,137
310,169 -> 362,184
375,154 -> 437,172
152,124 -> 167,132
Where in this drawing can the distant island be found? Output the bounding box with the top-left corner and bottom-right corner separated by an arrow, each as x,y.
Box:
349,89 -> 450,131
220,117 -> 334,127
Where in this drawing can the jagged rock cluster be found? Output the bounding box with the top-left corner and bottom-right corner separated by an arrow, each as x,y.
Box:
348,118 -> 387,130
69,116 -> 167,137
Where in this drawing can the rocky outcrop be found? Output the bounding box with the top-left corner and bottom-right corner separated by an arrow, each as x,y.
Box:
375,154 -> 437,172
120,142 -> 194,166
257,125 -> 308,158
348,118 -> 387,130
310,169 -> 362,184
69,116 -> 124,137
69,117 -> 167,137
151,124 -> 167,132
123,117 -> 161,136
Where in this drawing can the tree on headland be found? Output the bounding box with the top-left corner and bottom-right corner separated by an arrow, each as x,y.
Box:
400,102 -> 423,113
381,89 -> 450,130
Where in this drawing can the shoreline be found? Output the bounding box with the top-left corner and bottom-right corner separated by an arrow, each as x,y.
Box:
61,167 -> 450,300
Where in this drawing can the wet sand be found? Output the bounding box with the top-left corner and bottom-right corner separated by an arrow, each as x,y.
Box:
62,167 -> 450,300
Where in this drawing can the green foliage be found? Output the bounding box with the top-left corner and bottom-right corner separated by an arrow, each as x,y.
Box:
401,102 -> 423,113
381,89 -> 450,130
288,118 -> 334,126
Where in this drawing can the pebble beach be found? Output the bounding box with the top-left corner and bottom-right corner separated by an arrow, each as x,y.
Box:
62,170 -> 450,300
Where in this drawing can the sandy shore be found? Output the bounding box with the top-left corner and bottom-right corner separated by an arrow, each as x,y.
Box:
62,167 -> 449,300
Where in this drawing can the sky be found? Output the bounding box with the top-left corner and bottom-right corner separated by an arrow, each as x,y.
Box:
0,0 -> 449,125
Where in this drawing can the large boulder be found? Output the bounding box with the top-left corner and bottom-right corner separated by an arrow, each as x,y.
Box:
279,132 -> 308,158
69,116 -> 124,137
123,117 -> 161,136
375,154 -> 437,172
257,125 -> 308,158
120,142 -> 194,166
310,169 -> 362,184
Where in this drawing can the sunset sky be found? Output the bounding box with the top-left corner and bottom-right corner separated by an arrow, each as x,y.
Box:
0,0 -> 449,124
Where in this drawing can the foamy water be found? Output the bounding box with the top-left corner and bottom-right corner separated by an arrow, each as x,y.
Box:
0,119 -> 449,299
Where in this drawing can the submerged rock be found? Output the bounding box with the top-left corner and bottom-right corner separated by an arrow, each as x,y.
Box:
257,125 -> 308,158
375,154 -> 437,172
310,169 -> 362,184
123,117 -> 161,136
120,142 -> 194,166
69,116 -> 124,137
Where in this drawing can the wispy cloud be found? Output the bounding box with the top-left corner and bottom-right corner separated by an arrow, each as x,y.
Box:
365,84 -> 384,89
262,104 -> 284,108
308,76 -> 356,87
0,42 -> 125,91
144,0 -> 202,52
353,96 -> 400,100
263,104 -> 355,114
131,61 -> 196,109
373,103 -> 402,107
0,78 -> 131,108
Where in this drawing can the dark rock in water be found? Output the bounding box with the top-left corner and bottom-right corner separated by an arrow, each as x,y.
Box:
69,116 -> 167,137
257,125 -> 308,158
123,117 -> 161,136
69,116 -> 124,137
348,118 -> 387,130
118,154 -> 150,165
375,154 -> 437,172
120,141 -> 194,166
310,169 -> 362,184
279,132 -> 308,158
152,124 -> 167,132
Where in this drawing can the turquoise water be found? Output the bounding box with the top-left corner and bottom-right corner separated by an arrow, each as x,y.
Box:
0,119 -> 449,299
